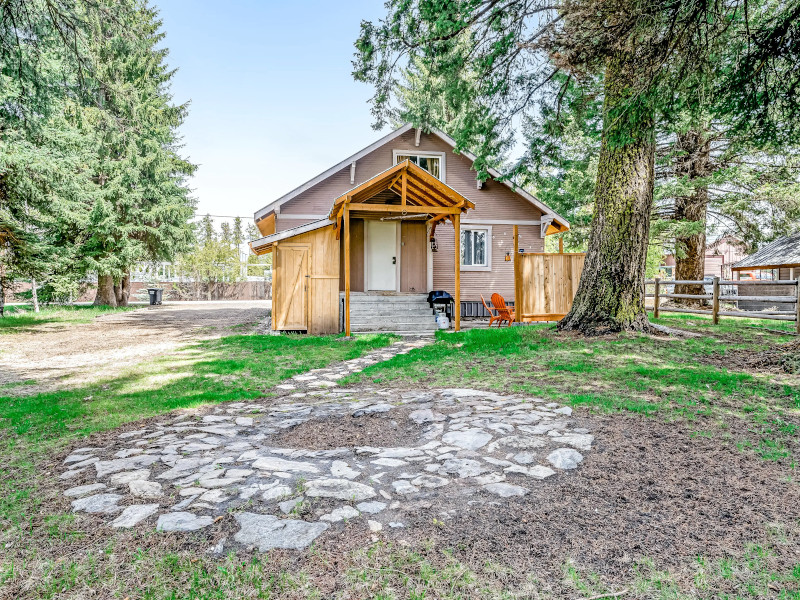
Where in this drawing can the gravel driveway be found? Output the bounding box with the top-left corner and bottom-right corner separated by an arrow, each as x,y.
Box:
0,301 -> 270,395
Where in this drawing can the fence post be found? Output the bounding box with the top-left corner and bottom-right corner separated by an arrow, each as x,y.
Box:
653,277 -> 660,319
712,276 -> 720,325
796,278 -> 800,335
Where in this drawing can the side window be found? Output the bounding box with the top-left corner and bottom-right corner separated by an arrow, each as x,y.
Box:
461,228 -> 490,270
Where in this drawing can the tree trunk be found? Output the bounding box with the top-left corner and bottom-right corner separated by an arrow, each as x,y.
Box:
31,277 -> 40,312
0,276 -> 5,318
673,130 -> 711,304
94,274 -> 118,306
559,53 -> 656,334
114,271 -> 131,307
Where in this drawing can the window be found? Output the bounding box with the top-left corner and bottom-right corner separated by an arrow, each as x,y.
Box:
461,227 -> 491,271
393,151 -> 445,181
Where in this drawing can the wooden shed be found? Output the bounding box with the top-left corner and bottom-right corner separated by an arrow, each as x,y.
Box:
256,220 -> 340,334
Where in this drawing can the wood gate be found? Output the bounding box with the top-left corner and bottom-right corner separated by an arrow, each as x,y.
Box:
273,244 -> 309,330
515,252 -> 585,321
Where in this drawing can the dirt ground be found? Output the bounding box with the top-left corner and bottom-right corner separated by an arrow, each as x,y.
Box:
20,394 -> 798,599
0,301 -> 270,395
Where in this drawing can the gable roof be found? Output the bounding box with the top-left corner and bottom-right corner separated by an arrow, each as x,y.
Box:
254,123 -> 569,232
732,231 -> 800,271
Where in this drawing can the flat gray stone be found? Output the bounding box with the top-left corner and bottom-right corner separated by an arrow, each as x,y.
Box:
64,454 -> 94,465
233,512 -> 328,550
111,504 -> 159,528
330,460 -> 360,479
129,480 -> 163,499
513,452 -> 537,464
356,501 -> 387,514
484,482 -> 529,497
262,485 -> 293,501
411,475 -> 449,489
71,493 -> 123,514
391,480 -> 419,495
441,428 -> 492,451
251,457 -> 320,473
439,458 -> 489,478
95,455 -> 159,478
279,497 -> 305,514
320,505 -> 360,522
547,448 -> 584,470
156,512 -> 214,532
352,403 -> 393,417
305,478 -> 376,501
64,483 -> 107,498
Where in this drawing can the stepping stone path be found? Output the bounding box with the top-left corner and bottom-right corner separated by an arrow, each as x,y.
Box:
58,338 -> 594,555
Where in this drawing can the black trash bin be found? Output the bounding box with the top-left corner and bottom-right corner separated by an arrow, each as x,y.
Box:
147,288 -> 163,306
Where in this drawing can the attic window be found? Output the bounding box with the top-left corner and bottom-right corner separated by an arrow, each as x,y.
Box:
393,151 -> 445,182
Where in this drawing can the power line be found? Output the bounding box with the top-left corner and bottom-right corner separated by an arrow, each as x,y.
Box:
191,214 -> 254,220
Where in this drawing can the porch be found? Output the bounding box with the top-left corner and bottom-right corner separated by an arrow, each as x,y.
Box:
330,160 -> 474,335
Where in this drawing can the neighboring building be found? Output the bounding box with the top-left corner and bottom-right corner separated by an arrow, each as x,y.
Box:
250,124 -> 569,334
731,231 -> 800,312
662,235 -> 748,280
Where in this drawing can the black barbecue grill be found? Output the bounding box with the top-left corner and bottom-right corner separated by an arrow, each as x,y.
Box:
427,290 -> 454,322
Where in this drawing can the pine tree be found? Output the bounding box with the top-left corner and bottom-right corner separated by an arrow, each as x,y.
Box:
80,0 -> 195,307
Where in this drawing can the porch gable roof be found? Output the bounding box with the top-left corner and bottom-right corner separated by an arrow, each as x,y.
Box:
328,160 -> 475,236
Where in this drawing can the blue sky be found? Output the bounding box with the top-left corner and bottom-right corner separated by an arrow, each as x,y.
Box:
156,0 -> 391,225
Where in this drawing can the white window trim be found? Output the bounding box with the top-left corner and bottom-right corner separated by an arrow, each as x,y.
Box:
392,149 -> 447,183
460,225 -> 492,272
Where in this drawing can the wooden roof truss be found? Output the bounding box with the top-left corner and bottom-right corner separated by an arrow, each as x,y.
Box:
329,160 -> 475,239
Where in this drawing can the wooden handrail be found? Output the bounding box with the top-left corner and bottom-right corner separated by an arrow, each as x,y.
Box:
645,279 -> 799,286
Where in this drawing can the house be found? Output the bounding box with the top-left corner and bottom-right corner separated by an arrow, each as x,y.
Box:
662,236 -> 748,280
250,124 -> 569,334
731,231 -> 800,311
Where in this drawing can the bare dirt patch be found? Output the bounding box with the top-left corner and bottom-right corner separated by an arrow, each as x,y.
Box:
273,406 -> 422,450
0,301 -> 270,395
18,406 -> 800,598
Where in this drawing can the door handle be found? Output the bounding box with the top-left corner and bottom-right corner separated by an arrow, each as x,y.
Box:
392,257 -> 396,265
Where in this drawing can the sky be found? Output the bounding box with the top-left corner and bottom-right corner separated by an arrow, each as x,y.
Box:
156,0 -> 392,226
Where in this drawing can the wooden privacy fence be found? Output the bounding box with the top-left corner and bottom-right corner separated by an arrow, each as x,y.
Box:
514,252 -> 586,321
647,277 -> 800,334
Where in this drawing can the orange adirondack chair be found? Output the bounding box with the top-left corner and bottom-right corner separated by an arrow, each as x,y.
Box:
490,293 -> 515,327
480,295 -> 503,327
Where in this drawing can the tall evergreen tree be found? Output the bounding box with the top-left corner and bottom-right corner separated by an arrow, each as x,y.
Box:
354,0 -> 800,333
79,0 -> 195,306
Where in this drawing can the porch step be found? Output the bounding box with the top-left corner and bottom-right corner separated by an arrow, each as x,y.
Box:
343,293 -> 441,333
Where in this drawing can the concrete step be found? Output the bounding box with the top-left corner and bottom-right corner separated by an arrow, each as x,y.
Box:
349,306 -> 434,316
350,322 -> 439,332
347,295 -> 429,303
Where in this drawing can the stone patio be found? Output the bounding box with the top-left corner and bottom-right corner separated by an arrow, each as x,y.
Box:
59,339 -> 594,555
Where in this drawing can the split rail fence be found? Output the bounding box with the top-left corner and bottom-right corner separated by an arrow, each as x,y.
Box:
646,277 -> 800,334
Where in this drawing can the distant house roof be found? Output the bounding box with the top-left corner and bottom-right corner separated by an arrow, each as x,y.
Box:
732,232 -> 800,271
253,123 -> 569,233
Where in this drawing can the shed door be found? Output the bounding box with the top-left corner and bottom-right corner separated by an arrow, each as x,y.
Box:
401,221 -> 427,293
275,244 -> 309,330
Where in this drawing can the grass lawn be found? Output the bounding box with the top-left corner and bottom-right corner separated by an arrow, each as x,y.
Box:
0,332 -> 395,526
2,313 -> 799,599
343,313 -> 800,463
0,304 -> 138,332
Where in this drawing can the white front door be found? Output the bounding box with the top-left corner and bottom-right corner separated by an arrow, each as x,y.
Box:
366,220 -> 397,291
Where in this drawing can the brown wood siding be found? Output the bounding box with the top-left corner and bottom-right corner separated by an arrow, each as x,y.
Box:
273,225 -> 340,334
278,130 -> 544,224
400,221 -> 427,292
339,218 -> 365,292
432,223 -> 543,301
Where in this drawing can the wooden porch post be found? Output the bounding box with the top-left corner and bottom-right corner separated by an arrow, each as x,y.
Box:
558,236 -> 564,254
513,225 -> 520,320
344,207 -> 351,337
454,213 -> 461,332
272,243 -> 278,331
